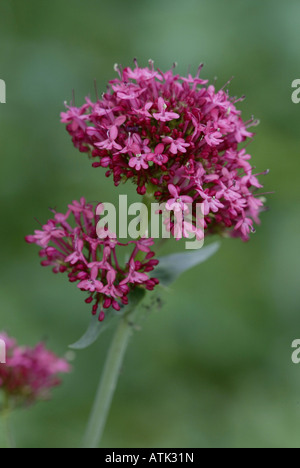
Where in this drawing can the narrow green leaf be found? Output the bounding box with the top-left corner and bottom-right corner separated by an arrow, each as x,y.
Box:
153,242 -> 220,286
69,288 -> 146,350
69,312 -> 115,350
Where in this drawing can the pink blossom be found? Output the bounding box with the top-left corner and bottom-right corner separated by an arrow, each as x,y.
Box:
120,259 -> 150,286
65,238 -> 85,265
68,197 -> 94,219
101,269 -> 123,300
0,332 -> 70,407
111,83 -> 146,100
61,103 -> 90,131
26,199 -> 159,320
235,119 -> 254,143
198,190 -> 225,215
147,144 -> 168,166
124,64 -> 163,82
77,266 -> 103,293
162,137 -> 190,155
25,220 -> 66,248
204,123 -> 224,147
166,185 -> 193,213
235,217 -> 255,239
95,125 -> 122,151
129,153 -> 149,171
241,173 -> 263,189
153,97 -> 180,122
134,102 -> 153,118
61,61 -> 267,241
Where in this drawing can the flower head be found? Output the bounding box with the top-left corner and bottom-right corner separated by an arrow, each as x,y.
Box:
26,199 -> 159,320
0,332 -> 70,408
61,61 -> 267,241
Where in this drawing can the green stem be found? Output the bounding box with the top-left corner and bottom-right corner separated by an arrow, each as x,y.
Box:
81,310 -> 137,449
0,405 -> 13,449
82,184 -> 157,449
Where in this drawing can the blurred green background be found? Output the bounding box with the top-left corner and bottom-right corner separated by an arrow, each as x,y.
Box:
0,0 -> 299,448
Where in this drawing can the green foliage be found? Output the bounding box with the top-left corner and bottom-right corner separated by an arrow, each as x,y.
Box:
70,289 -> 146,350
154,243 -> 220,286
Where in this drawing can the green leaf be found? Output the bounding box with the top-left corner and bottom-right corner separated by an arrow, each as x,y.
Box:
69,313 -> 114,350
153,242 -> 220,286
69,288 -> 146,350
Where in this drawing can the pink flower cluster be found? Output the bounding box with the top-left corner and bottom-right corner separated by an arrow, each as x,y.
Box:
61,61 -> 267,240
0,332 -> 70,407
26,198 -> 159,321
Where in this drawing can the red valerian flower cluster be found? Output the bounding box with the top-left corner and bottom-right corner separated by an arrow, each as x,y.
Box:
0,332 -> 70,407
61,61 -> 267,241
26,198 -> 159,321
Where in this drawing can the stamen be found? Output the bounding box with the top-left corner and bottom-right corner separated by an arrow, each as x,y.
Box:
34,217 -> 43,227
220,76 -> 234,91
148,59 -> 154,70
196,63 -> 204,78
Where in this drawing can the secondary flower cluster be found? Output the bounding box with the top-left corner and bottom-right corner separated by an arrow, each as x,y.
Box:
61,61 -> 266,240
0,332 -> 70,408
26,198 -> 159,321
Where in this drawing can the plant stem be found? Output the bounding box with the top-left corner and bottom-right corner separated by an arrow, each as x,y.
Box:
82,184 -> 156,449
81,312 -> 136,448
0,406 -> 13,449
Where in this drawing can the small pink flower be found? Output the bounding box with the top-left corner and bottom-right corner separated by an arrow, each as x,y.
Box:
162,137 -> 190,155
134,102 -> 153,118
25,221 -> 66,248
111,83 -> 146,100
247,196 -> 264,224
204,123 -> 224,147
129,153 -> 149,171
77,266 -> 104,293
68,197 -> 94,219
235,119 -> 254,143
101,269 -> 123,300
61,103 -> 90,131
153,97 -> 180,122
65,238 -> 85,265
241,173 -> 263,189
124,64 -> 163,82
0,332 -> 70,407
95,126 -> 122,151
147,144 -> 168,166
197,189 -> 225,215
166,184 -> 193,213
235,217 -> 255,239
120,259 -> 150,286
